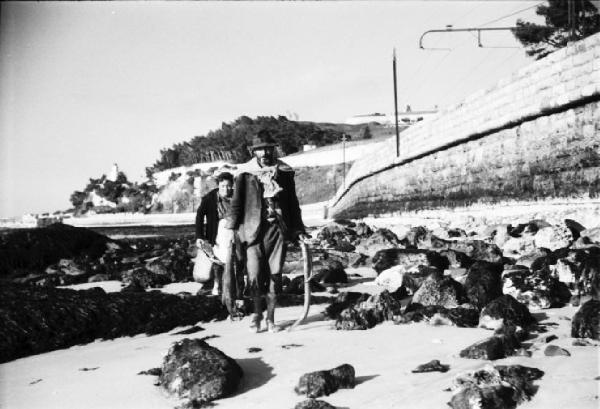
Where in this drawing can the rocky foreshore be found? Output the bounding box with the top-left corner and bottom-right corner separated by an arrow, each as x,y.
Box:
1,216 -> 599,408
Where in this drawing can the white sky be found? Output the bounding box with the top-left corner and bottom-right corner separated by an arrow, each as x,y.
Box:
0,1 -> 543,218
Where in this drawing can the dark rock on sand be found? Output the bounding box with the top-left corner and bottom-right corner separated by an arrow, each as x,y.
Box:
285,275 -> 326,295
411,359 -> 450,373
0,223 -> 118,278
294,399 -> 337,409
160,338 -> 243,405
399,303 -> 479,328
312,259 -> 348,284
294,364 -> 355,398
324,292 -> 371,319
138,367 -> 162,376
453,364 -> 544,409
354,228 -> 402,257
544,345 -> 571,357
412,271 -> 467,308
571,299 -> 600,340
372,248 -> 449,274
479,295 -> 536,330
0,283 -> 228,363
449,364 -> 544,409
464,261 -> 503,310
334,290 -> 403,330
459,329 -> 522,360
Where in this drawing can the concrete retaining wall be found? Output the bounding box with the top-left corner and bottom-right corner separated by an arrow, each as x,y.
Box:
330,33 -> 600,219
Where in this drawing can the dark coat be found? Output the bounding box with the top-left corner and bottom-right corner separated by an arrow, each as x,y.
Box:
225,166 -> 305,245
195,189 -> 220,245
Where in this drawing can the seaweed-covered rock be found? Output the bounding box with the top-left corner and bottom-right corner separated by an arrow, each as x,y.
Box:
312,259 -> 348,284
440,250 -> 474,269
121,267 -> 172,288
294,399 -> 337,409
324,292 -> 370,319
502,269 -> 571,310
334,290 -> 402,330
464,261 -> 504,310
372,249 -> 449,274
0,224 -> 118,279
160,338 -> 242,405
424,237 -> 503,264
571,299 -> 600,340
285,275 -> 326,295
479,295 -> 536,330
0,283 -> 228,363
412,271 -> 467,308
354,228 -> 402,257
459,329 -> 522,360
449,364 -> 544,409
411,359 -> 450,373
294,364 -> 355,398
399,303 -> 479,327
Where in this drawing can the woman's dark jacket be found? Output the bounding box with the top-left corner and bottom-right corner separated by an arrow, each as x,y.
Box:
195,188 -> 220,245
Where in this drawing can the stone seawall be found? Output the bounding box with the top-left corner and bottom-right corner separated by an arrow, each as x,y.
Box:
330,33 -> 600,219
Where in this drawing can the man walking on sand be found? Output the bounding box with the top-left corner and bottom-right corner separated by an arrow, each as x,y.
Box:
223,129 -> 308,333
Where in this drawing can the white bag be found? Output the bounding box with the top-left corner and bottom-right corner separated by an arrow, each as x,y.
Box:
192,240 -> 221,283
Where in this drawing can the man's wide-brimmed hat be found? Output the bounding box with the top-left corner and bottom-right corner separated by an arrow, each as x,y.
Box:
249,129 -> 278,151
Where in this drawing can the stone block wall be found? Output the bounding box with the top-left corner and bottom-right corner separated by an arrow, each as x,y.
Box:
330,33 -> 600,219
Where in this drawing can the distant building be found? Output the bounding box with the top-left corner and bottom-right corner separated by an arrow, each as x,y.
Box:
107,163 -> 119,182
345,108 -> 438,126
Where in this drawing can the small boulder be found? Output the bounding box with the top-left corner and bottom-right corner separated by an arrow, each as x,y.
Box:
354,228 -> 402,257
411,359 -> 449,373
294,364 -> 355,398
412,271 -> 467,308
372,248 -> 449,274
159,338 -> 242,405
294,399 -> 337,409
312,259 -> 347,284
544,345 -> 570,357
571,299 -> 600,340
400,303 -> 479,328
534,225 -> 574,251
449,364 -> 544,409
479,295 -> 536,330
463,261 -> 503,310
459,331 -> 521,360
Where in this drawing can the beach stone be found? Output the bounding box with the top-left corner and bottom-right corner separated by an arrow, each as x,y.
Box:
564,219 -> 586,240
88,273 -> 110,283
324,291 -> 370,319
371,248 -> 449,274
481,224 -> 512,248
312,259 -> 347,284
449,364 -> 544,409
544,345 -> 571,357
294,399 -> 337,409
463,261 -> 503,310
160,338 -> 243,405
479,295 -> 536,330
412,271 -> 467,308
354,222 -> 373,237
534,225 -> 574,251
334,290 -> 402,330
401,226 -> 430,248
294,364 -> 355,398
571,299 -> 600,340
550,258 -> 579,285
459,331 -> 521,360
354,228 -> 402,257
425,237 -> 503,264
285,275 -> 326,295
502,235 -> 537,258
502,269 -> 571,310
411,359 -> 449,373
400,303 -> 479,327
580,226 -> 600,244
122,267 -> 172,288
440,250 -> 474,269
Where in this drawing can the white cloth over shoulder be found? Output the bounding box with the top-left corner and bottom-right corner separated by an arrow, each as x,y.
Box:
213,219 -> 233,263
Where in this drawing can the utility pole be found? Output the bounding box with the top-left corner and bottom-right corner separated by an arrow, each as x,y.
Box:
393,48 -> 400,157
